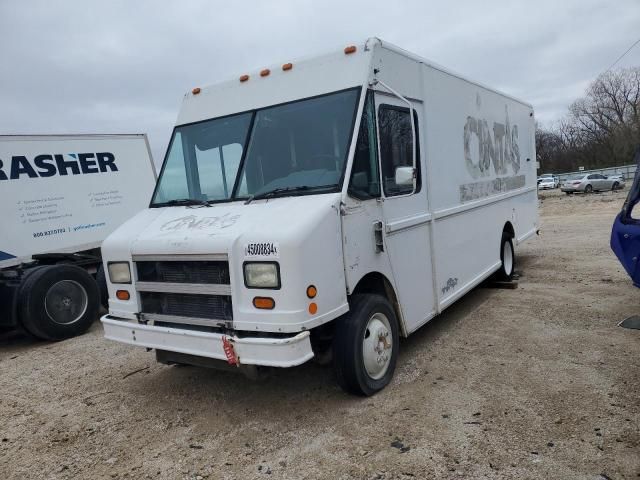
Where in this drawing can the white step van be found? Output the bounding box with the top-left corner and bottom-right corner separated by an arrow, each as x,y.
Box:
101,38 -> 538,395
0,134 -> 156,340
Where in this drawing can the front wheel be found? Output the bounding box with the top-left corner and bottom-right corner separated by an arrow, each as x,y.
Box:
496,232 -> 515,281
612,182 -> 619,191
584,184 -> 593,194
333,294 -> 399,396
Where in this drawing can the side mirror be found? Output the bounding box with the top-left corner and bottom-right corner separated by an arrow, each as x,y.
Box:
395,166 -> 414,187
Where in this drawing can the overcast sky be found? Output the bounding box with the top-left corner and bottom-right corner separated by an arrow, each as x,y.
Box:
1,0 -> 639,164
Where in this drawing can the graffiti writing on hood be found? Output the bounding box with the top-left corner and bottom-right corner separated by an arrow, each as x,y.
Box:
460,95 -> 525,203
160,213 -> 240,232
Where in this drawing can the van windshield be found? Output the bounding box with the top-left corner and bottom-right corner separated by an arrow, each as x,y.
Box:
151,88 -> 360,206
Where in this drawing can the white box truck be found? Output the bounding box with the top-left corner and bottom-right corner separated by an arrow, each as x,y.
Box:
100,38 -> 538,395
0,134 -> 156,340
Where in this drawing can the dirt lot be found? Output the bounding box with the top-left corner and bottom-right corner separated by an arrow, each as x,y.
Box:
1,188 -> 639,480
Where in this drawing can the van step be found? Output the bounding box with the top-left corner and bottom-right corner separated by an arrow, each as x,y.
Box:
487,280 -> 519,290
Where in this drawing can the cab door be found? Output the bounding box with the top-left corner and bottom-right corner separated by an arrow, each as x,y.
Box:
374,93 -> 435,332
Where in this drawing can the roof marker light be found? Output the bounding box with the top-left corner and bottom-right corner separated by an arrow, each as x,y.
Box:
240,74 -> 250,82
191,87 -> 201,95
282,63 -> 293,71
260,69 -> 270,77
344,45 -> 357,54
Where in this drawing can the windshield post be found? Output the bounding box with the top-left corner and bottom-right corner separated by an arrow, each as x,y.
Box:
182,133 -> 202,200
219,146 -> 228,198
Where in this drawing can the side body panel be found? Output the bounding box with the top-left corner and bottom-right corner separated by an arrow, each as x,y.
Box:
421,60 -> 537,311
343,43 -> 537,334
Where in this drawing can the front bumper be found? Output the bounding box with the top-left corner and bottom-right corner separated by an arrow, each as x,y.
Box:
101,315 -> 314,368
561,186 -> 580,192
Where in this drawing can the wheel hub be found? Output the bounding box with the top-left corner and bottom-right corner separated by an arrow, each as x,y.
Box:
363,313 -> 393,380
503,241 -> 514,276
44,280 -> 88,325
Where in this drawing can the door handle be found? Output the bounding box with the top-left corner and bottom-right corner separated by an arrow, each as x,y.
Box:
374,221 -> 384,253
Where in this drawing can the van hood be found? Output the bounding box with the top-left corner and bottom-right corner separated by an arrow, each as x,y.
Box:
104,193 -> 342,258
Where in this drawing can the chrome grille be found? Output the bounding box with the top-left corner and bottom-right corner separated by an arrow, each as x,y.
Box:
136,260 -> 230,284
132,255 -> 232,325
140,292 -> 232,321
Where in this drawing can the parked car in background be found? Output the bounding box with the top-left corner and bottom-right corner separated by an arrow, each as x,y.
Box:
561,173 -> 621,194
607,174 -> 626,189
538,174 -> 559,189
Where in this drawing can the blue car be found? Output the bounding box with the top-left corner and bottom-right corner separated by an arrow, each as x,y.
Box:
611,149 -> 640,286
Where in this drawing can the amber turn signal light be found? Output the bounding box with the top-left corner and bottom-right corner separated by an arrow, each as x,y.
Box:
260,69 -> 270,77
192,87 -> 201,95
253,297 -> 275,310
306,285 -> 317,299
344,45 -> 357,54
116,290 -> 130,301
308,302 -> 318,315
282,63 -> 293,71
240,74 -> 250,82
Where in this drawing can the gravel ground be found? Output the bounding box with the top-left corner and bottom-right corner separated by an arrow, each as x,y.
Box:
1,188 -> 639,480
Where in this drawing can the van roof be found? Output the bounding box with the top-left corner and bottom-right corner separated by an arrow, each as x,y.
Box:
176,37 -> 532,126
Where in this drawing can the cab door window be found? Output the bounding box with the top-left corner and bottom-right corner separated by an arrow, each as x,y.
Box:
378,105 -> 421,196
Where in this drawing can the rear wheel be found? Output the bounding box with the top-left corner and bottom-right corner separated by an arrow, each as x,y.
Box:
333,294 -> 399,396
585,184 -> 593,194
496,232 -> 515,281
18,265 -> 99,340
612,182 -> 619,191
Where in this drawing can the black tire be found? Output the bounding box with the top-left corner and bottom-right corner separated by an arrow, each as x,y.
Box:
18,265 -> 99,341
584,184 -> 593,194
332,294 -> 399,396
612,182 -> 619,191
96,264 -> 109,309
496,232 -> 515,281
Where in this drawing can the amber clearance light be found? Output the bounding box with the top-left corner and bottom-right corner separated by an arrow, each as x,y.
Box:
253,297 -> 275,310
116,290 -> 130,301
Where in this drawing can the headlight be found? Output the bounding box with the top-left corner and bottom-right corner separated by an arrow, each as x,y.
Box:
243,262 -> 280,289
107,262 -> 131,284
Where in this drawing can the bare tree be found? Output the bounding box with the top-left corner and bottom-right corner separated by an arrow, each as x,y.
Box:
536,67 -> 640,173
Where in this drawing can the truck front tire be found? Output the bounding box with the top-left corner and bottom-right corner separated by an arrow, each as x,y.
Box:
333,294 -> 399,396
18,265 -> 99,341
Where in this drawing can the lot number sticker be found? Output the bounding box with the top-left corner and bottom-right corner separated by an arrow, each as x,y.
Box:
244,242 -> 279,258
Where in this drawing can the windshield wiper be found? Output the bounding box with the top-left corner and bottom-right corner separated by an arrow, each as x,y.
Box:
244,185 -> 335,205
151,198 -> 211,208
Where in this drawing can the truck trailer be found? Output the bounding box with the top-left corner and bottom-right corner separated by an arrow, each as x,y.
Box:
100,38 -> 538,395
0,134 -> 156,340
